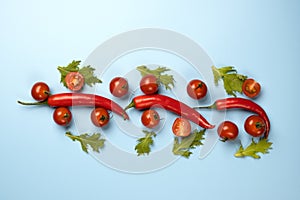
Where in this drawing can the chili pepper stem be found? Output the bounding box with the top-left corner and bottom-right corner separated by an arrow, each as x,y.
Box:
193,104 -> 216,109
17,100 -> 48,106
124,101 -> 135,111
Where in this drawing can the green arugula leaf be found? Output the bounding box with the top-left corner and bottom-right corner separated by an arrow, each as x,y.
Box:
212,66 -> 247,97
57,60 -> 81,87
135,130 -> 156,156
66,132 -> 105,153
172,129 -> 206,158
136,65 -> 175,90
57,60 -> 102,88
234,138 -> 272,159
78,65 -> 102,86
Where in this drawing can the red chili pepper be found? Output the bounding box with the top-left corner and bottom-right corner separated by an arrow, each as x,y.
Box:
125,94 -> 215,129
18,93 -> 129,120
196,97 -> 270,138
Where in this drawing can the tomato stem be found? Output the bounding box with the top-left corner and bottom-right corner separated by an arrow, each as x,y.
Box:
219,138 -> 228,142
17,100 -> 48,106
195,82 -> 203,89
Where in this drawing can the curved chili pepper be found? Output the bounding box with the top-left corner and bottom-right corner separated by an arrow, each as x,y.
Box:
196,97 -> 270,138
125,94 -> 215,129
18,93 -> 129,120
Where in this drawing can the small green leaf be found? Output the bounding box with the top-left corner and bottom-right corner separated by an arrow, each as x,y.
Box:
135,130 -> 156,156
136,65 -> 175,90
211,66 -> 247,96
66,132 -> 105,154
57,60 -> 81,87
78,66 -> 102,86
223,74 -> 247,97
234,138 -> 272,159
172,129 -> 206,158
57,60 -> 102,89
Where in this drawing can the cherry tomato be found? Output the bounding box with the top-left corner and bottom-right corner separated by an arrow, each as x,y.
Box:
65,72 -> 85,91
141,109 -> 160,128
140,74 -> 159,95
31,82 -> 50,101
172,118 -> 191,137
186,79 -> 208,100
109,77 -> 129,98
242,78 -> 261,98
53,107 -> 72,126
91,107 -> 110,127
244,115 -> 266,137
217,121 -> 239,141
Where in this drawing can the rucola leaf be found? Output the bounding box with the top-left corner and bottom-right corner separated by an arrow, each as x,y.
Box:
57,60 -> 81,87
135,130 -> 156,156
212,66 -> 247,97
172,129 -> 206,158
234,138 -> 272,159
57,60 -> 102,88
136,65 -> 175,90
66,132 -> 105,153
78,66 -> 102,86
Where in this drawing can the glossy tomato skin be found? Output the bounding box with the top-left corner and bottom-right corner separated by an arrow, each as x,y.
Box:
186,79 -> 208,100
141,109 -> 160,128
244,115 -> 266,137
217,121 -> 239,141
140,74 -> 159,95
65,72 -> 85,91
109,77 -> 129,98
31,82 -> 50,101
172,118 -> 191,137
53,107 -> 72,126
91,107 -> 110,127
242,78 -> 261,98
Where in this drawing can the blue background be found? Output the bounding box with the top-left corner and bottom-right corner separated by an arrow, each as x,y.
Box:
1,0 -> 300,199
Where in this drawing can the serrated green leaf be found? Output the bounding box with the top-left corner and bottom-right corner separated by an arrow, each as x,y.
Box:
212,66 -> 222,85
57,60 -> 81,87
135,130 -> 156,156
211,66 -> 247,96
223,73 -> 247,97
66,132 -> 105,154
58,60 -> 102,88
159,74 -> 175,90
136,65 -> 175,90
172,129 -> 206,158
78,66 -> 102,86
234,138 -> 272,159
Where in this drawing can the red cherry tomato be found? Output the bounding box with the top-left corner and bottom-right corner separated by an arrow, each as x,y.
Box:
186,79 -> 208,100
91,107 -> 110,127
244,115 -> 266,137
141,109 -> 160,128
31,82 -> 50,101
172,118 -> 191,137
109,77 -> 129,98
140,74 -> 159,95
65,72 -> 85,91
217,121 -> 239,141
53,107 -> 72,126
242,78 -> 261,98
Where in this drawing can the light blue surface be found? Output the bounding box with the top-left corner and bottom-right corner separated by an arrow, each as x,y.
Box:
1,0 -> 300,199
